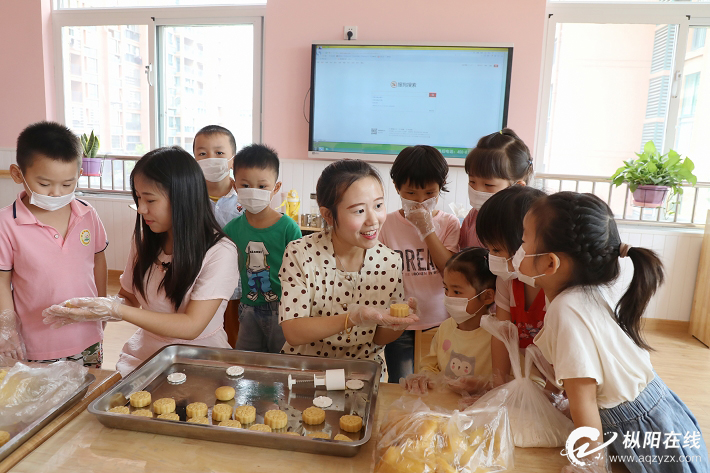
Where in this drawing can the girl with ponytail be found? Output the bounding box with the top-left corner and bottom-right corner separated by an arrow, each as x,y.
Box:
517,191 -> 707,472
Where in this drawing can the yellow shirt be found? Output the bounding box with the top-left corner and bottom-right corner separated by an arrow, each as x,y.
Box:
420,317 -> 492,379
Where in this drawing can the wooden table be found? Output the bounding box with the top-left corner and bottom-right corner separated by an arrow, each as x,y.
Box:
7,382 -> 624,473
0,368 -> 121,473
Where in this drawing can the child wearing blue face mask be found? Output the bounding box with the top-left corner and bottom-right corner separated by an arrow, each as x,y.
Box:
379,145 -> 461,384
222,144 -> 301,354
1,122 -> 108,365
403,247 -> 495,395
460,128 -> 534,249
476,185 -> 548,389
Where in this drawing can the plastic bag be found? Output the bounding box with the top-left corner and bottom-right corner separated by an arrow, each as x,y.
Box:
469,314 -> 574,448
375,393 -> 513,472
0,360 -> 88,427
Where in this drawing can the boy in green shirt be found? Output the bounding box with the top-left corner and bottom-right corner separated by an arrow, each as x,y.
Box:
223,144 -> 301,353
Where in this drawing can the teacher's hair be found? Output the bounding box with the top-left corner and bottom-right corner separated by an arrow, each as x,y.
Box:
316,159 -> 383,229
130,146 -> 227,310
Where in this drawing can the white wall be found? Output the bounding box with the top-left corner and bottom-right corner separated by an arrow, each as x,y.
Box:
0,149 -> 702,322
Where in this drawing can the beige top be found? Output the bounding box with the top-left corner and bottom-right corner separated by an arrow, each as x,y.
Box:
278,231 -> 404,369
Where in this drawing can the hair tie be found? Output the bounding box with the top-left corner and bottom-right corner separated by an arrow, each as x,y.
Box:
619,243 -> 631,258
499,130 -> 504,135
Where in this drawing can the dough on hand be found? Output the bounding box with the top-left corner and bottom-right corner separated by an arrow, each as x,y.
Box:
212,403 -> 233,422
249,424 -> 272,432
129,391 -> 151,408
108,406 -> 130,415
339,414 -> 363,433
152,398 -> 176,415
186,402 -> 208,418
302,406 -> 326,425
215,386 -> 236,401
234,405 -> 256,424
264,409 -> 288,430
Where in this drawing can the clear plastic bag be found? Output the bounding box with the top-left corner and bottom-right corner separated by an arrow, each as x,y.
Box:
0,359 -> 88,427
375,393 -> 513,472
469,314 -> 574,448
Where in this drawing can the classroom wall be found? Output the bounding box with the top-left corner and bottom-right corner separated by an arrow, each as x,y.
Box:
261,0 -> 548,158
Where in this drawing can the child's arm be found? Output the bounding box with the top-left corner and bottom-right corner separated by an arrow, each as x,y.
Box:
94,251 -> 107,297
118,299 -> 224,340
0,271 -> 14,313
492,307 -> 513,387
423,233 -> 454,273
117,287 -> 141,308
0,271 -> 24,359
563,377 -> 607,467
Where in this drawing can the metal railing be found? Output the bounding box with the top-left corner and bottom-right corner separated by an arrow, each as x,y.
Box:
534,173 -> 710,227
77,155 -> 139,195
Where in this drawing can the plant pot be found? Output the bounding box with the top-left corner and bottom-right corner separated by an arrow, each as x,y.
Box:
631,185 -> 669,208
82,157 -> 103,177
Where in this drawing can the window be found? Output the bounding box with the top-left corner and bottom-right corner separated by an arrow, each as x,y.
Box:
54,3 -> 263,193
537,3 -> 710,224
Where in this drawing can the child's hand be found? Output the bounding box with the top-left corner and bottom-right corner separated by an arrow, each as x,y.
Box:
400,373 -> 433,395
0,309 -> 26,360
42,295 -> 125,329
445,375 -> 492,396
404,208 -> 436,240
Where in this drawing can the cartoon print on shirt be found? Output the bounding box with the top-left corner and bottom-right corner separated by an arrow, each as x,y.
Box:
245,241 -> 277,302
445,349 -> 476,378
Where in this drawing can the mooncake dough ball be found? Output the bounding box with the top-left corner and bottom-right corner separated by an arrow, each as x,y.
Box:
187,416 -> 209,425
302,406 -> 326,425
152,398 -> 176,415
264,409 -> 288,430
157,413 -> 180,421
108,406 -> 130,414
389,303 -> 409,318
0,431 -> 11,446
334,434 -> 353,442
234,405 -> 256,424
218,420 -> 242,428
249,424 -> 272,432
186,402 -> 208,419
131,409 -> 153,418
307,432 -> 330,439
339,414 -> 363,433
215,386 -> 236,401
212,403 -> 233,422
129,391 -> 151,408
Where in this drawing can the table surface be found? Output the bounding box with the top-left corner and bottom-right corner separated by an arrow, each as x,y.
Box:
9,382 -> 623,473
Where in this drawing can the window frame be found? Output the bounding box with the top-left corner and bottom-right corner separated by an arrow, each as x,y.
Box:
52,5 -> 265,159
534,3 -> 710,175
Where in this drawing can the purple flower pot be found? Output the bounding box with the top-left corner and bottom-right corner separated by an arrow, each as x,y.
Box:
82,157 -> 103,177
631,185 -> 669,208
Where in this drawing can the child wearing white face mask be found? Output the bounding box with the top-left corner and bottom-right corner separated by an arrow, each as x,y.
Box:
379,145 -> 461,384
403,247 -> 495,395
192,125 -> 244,228
460,128 -> 534,249
223,144 -> 301,353
193,125 -> 244,347
1,122 -> 108,366
476,185 -> 551,390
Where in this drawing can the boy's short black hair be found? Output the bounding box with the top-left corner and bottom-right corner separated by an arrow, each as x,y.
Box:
390,145 -> 449,192
16,121 -> 82,172
233,144 -> 279,179
193,125 -> 237,155
476,185 -> 547,255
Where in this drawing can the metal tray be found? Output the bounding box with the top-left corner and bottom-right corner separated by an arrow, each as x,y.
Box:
0,372 -> 96,462
89,345 -> 380,457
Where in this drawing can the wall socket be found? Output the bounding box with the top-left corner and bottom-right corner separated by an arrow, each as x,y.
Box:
344,26 -> 358,40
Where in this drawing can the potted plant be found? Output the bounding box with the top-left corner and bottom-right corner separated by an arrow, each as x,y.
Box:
611,141 -> 697,208
80,131 -> 103,177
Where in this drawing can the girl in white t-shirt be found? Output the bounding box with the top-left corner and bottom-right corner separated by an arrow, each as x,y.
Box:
43,147 -> 240,376
517,191 -> 707,473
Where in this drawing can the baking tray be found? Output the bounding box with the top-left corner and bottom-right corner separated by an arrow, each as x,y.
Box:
89,344 -> 380,457
0,371 -> 95,462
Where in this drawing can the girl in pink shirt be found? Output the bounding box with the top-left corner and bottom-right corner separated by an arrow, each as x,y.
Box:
459,128 -> 534,249
379,145 -> 460,383
44,147 -> 239,376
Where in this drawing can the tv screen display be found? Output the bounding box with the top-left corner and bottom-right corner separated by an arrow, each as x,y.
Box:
308,43 -> 513,162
